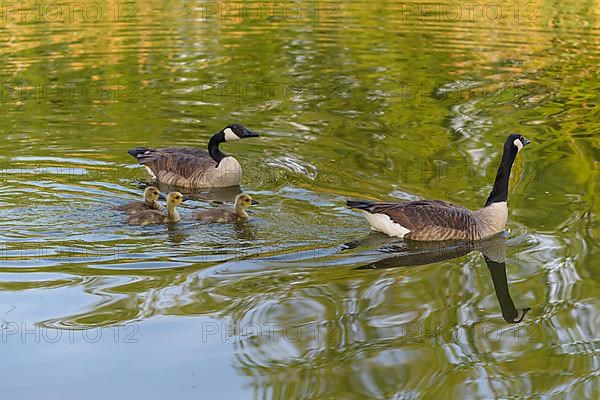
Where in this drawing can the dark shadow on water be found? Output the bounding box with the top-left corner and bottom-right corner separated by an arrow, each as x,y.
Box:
135,179 -> 242,203
484,254 -> 531,323
351,238 -> 476,268
347,234 -> 530,323
233,221 -> 257,241
165,223 -> 189,244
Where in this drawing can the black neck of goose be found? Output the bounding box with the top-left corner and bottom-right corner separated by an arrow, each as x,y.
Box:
208,131 -> 226,165
484,256 -> 527,323
484,146 -> 517,207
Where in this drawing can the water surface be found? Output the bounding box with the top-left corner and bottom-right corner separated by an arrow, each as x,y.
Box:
0,1 -> 598,398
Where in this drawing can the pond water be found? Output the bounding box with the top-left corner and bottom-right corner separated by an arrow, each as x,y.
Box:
0,1 -> 598,398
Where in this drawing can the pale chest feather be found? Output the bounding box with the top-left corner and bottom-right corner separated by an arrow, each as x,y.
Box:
473,202 -> 508,239
198,156 -> 242,187
166,208 -> 181,223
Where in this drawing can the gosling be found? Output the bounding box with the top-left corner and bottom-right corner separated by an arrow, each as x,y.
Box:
193,193 -> 258,223
127,192 -> 184,225
113,186 -> 163,214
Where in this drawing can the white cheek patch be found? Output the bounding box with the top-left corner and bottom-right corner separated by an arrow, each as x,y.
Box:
224,128 -> 240,142
514,138 -> 523,152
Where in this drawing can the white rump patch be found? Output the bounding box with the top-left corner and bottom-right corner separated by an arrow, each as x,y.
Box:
224,128 -> 240,142
144,166 -> 156,179
514,138 -> 523,152
362,211 -> 410,238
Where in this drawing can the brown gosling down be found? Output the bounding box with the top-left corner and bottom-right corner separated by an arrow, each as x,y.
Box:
127,192 -> 184,226
193,194 -> 258,224
127,124 -> 259,189
113,186 -> 163,214
346,133 -> 531,241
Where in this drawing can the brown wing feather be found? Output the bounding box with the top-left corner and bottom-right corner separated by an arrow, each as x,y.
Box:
366,200 -> 478,241
137,148 -> 216,186
150,147 -> 207,156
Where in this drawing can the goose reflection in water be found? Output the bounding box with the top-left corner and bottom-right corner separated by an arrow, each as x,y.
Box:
165,223 -> 189,245
347,234 -> 530,323
137,180 -> 243,203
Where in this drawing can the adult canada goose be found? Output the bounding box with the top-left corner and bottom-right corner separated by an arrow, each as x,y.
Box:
127,124 -> 259,189
192,193 -> 258,223
127,192 -> 184,225
347,133 -> 531,241
113,186 -> 163,214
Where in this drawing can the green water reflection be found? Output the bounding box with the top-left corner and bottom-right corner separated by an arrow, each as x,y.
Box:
0,1 -> 598,398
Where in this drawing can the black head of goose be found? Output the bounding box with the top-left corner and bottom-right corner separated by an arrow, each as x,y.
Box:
128,124 -> 259,189
346,133 -> 531,241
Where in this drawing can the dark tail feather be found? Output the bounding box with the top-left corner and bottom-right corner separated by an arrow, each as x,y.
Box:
346,200 -> 374,211
127,147 -> 150,159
